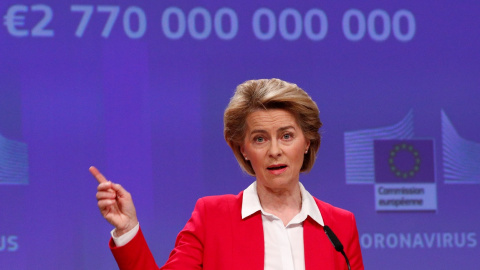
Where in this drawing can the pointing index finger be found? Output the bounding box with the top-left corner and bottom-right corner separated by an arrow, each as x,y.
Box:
89,166 -> 107,184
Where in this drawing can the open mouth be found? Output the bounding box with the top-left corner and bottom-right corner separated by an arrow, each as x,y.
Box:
267,165 -> 287,171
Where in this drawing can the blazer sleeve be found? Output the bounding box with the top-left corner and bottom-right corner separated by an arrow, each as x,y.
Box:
160,198 -> 206,269
345,214 -> 364,270
109,198 -> 207,270
110,228 -> 159,269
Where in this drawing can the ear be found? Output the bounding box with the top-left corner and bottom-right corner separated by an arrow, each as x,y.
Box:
240,145 -> 246,158
305,140 -> 311,152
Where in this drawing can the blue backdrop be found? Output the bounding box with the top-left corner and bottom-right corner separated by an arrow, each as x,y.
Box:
1,0 -> 479,269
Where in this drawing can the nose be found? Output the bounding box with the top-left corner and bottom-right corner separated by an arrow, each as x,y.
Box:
268,140 -> 282,157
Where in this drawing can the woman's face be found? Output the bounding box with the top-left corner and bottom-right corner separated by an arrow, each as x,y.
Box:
241,109 -> 310,191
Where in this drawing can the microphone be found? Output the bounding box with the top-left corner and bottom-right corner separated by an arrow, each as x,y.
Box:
323,225 -> 351,270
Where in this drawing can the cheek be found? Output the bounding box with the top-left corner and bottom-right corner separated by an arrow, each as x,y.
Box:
295,152 -> 305,165
292,144 -> 307,164
248,150 -> 263,164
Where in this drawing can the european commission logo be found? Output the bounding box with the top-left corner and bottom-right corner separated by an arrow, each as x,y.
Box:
0,132 -> 29,185
344,110 -> 480,212
373,139 -> 436,211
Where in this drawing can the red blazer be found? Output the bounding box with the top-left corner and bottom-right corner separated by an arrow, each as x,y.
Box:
110,191 -> 364,270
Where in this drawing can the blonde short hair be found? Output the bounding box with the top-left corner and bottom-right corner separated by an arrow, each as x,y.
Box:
224,78 -> 322,175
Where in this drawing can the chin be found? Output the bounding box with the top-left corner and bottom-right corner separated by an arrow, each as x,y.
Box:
267,175 -> 298,187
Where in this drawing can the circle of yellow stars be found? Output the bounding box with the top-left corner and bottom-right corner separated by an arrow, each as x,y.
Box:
389,143 -> 421,179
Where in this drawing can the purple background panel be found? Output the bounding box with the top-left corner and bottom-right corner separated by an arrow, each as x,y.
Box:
0,1 -> 479,269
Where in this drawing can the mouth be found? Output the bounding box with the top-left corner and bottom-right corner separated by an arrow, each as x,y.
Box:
267,164 -> 288,173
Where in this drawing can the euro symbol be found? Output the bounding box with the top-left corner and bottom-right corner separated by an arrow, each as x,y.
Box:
3,5 -> 29,37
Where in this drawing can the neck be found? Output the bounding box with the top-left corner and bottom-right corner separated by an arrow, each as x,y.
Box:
256,182 -> 302,226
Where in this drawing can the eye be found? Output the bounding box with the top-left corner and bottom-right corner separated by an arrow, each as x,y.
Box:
282,133 -> 293,140
254,136 -> 265,143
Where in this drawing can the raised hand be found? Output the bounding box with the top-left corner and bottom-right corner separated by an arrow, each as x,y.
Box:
90,166 -> 139,237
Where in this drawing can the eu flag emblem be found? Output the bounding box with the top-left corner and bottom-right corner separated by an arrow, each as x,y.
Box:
374,140 -> 435,183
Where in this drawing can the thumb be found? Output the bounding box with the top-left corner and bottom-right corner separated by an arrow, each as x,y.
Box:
111,183 -> 130,199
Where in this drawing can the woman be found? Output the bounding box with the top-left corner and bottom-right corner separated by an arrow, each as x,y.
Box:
92,78 -> 364,269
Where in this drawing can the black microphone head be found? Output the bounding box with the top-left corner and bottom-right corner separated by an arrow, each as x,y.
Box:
324,225 -> 344,252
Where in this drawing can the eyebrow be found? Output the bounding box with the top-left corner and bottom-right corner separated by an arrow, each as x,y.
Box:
249,126 -> 297,135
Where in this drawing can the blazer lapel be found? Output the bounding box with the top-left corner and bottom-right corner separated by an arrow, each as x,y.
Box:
233,192 -> 264,270
304,213 -> 340,270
